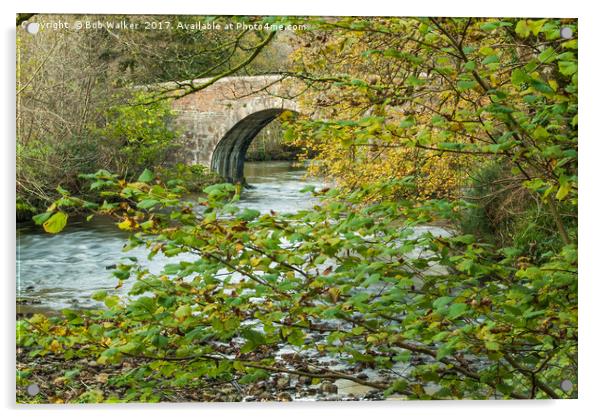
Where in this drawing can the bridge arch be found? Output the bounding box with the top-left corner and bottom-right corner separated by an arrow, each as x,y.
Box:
168,75 -> 303,183
211,108 -> 296,184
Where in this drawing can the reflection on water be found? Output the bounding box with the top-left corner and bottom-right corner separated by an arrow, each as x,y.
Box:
16,161 -> 323,311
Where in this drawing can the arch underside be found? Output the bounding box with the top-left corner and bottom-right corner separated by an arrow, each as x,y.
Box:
210,108 -> 289,183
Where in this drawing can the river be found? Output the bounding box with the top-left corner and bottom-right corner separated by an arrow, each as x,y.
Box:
16,161 -> 323,313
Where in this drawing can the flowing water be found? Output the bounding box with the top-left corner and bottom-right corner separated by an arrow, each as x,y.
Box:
16,161 -> 323,312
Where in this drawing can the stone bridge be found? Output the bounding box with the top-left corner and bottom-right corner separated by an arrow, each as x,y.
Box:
162,75 -> 302,183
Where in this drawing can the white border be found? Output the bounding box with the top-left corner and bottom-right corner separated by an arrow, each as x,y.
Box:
0,1 -> 584,17
3,2 -> 599,418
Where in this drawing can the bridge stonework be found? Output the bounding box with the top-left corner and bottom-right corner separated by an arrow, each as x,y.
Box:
169,75 -> 300,183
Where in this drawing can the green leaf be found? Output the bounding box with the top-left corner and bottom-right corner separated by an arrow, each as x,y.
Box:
530,79 -> 554,95
463,61 -> 476,71
538,47 -> 557,63
384,379 -> 409,396
436,343 -> 455,360
174,304 -> 192,319
237,208 -> 261,221
32,211 -> 52,225
480,22 -> 498,31
511,69 -> 530,86
42,211 -> 68,234
458,80 -> 477,91
532,126 -> 550,139
238,369 -> 269,384
138,169 -> 154,183
447,303 -> 468,319
138,199 -> 160,210
479,46 -> 495,56
433,296 -> 454,310
515,20 -> 530,38
556,182 -> 571,201
452,234 -> 476,244
118,341 -> 140,354
299,185 -> 316,193
241,328 -> 266,347
485,341 -> 500,351
104,295 -> 120,309
283,128 -> 295,142
558,61 -> 577,76
482,54 -> 499,65
524,309 -> 546,320
405,75 -> 425,87
91,290 -> 108,301
399,117 -> 416,128
286,328 -> 306,346
562,39 -> 578,50
528,19 -> 547,36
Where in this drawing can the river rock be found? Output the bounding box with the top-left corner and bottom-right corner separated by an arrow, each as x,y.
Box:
275,376 -> 290,389
298,376 -> 312,385
258,391 -> 271,400
320,381 -> 338,394
253,381 -> 267,391
16,297 -> 42,305
277,392 -> 293,401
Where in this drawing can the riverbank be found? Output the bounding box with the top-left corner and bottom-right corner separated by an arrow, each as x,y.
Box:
16,343 -> 394,403
16,163 -> 222,223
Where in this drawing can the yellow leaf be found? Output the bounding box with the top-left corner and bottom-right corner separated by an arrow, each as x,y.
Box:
533,126 -> 550,140
48,340 -> 62,353
43,211 -> 68,234
53,376 -> 66,386
50,326 -> 67,336
117,218 -> 133,231
556,183 -> 571,201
